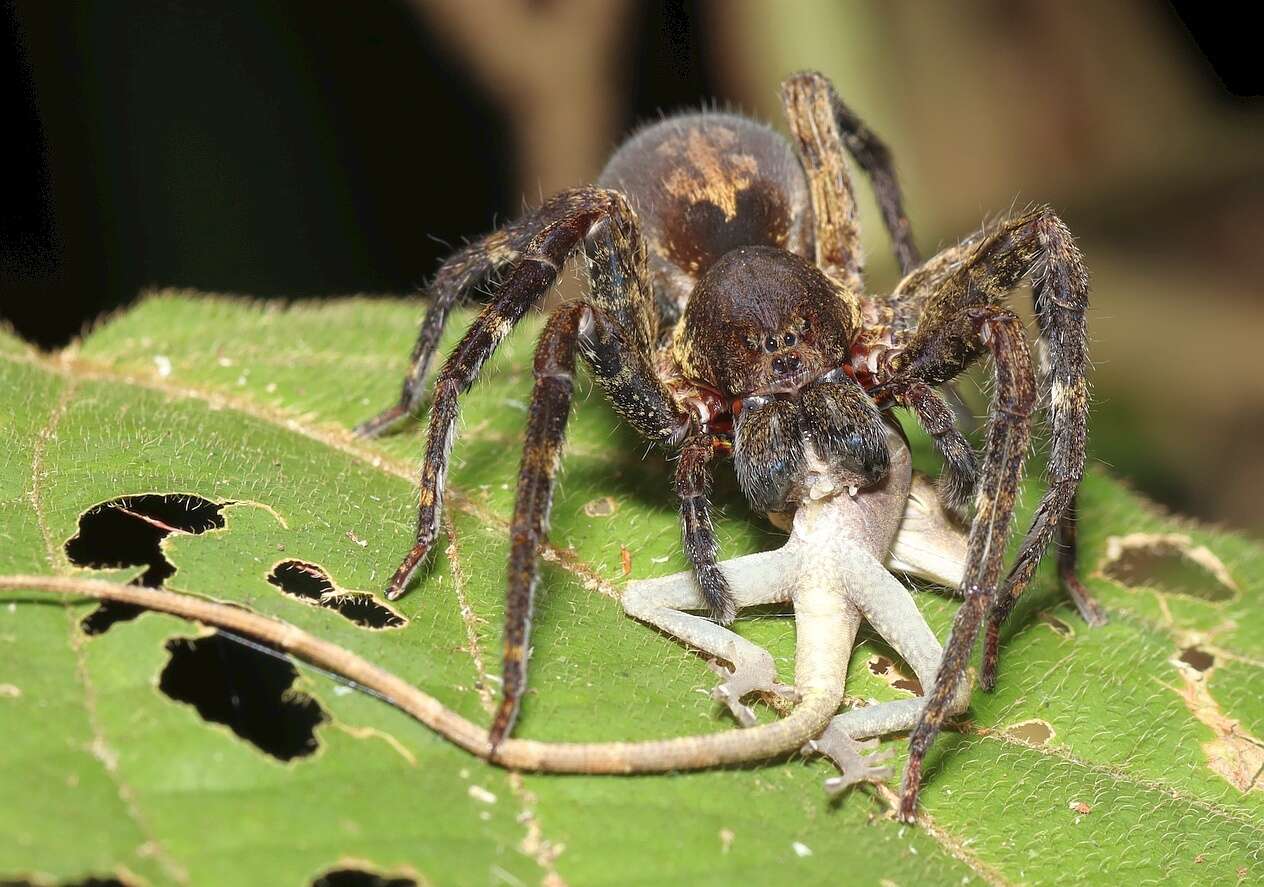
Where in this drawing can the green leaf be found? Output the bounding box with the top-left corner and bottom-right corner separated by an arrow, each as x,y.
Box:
2,291 -> 1261,885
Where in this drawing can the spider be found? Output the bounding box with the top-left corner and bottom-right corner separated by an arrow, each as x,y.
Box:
356,70 -> 1104,820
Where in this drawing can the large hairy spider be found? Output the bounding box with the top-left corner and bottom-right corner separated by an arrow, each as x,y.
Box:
357,71 -> 1104,819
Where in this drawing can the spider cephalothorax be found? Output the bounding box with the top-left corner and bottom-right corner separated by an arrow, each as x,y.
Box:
672,245 -> 889,551
674,245 -> 857,396
356,71 -> 1105,821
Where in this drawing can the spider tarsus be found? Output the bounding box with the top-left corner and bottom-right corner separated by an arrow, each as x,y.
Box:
1058,503 -> 1108,628
487,697 -> 518,752
897,794 -> 919,824
1067,581 -> 1108,628
385,543 -> 430,600
702,570 -> 738,626
896,754 -> 924,822
354,404 -> 409,439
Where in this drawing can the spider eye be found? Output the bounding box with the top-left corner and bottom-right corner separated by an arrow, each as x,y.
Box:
764,336 -> 778,353
783,332 -> 796,347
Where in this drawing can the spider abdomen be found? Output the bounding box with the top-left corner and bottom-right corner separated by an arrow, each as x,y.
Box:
598,112 -> 814,323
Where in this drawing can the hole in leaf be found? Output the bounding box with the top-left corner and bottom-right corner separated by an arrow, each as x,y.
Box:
1179,646 -> 1216,673
159,632 -> 326,761
866,655 -> 922,695
268,561 -> 405,629
1101,533 -> 1236,602
1005,719 -> 1054,746
310,869 -> 417,887
64,494 -> 225,634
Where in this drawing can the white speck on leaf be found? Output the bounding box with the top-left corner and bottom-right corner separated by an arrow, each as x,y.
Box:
468,785 -> 497,804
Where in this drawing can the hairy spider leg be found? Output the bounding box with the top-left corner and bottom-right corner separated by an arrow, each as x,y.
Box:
981,209 -> 1106,683
495,303 -> 584,748
780,71 -> 922,291
890,207 -> 1103,689
381,193 -> 628,591
878,381 -> 979,518
424,190 -> 692,748
577,205 -> 738,627
379,201 -> 596,601
354,197 -> 578,439
676,433 -> 738,624
825,83 -> 921,276
891,302 -> 1037,821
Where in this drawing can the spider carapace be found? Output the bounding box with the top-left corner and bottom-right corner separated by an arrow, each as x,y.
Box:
356,71 -> 1103,820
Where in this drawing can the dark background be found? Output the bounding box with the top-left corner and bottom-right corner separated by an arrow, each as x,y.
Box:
3,1 -> 1262,531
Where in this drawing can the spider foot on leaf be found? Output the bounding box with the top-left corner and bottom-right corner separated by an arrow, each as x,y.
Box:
706,654 -> 798,727
353,403 -> 410,439
806,723 -> 894,793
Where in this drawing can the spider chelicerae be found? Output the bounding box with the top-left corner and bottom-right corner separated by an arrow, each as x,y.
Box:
356,70 -> 1105,819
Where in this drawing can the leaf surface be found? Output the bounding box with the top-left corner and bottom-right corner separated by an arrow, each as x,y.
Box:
2,293 -> 1261,885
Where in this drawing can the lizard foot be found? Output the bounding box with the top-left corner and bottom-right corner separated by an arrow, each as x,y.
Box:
805,721 -> 894,794
706,654 -> 798,727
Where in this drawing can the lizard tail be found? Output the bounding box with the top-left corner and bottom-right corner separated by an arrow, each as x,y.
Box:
492,687 -> 844,772
4,575 -> 850,774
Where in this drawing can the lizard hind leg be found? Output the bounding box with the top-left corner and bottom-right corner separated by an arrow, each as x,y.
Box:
812,546 -> 970,794
622,547 -> 799,726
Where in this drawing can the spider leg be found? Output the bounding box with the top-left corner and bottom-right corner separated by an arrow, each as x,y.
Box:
780,71 -> 920,292
493,300 -> 692,746
488,195 -> 696,746
890,206 -> 1104,689
676,433 -> 738,623
875,380 -> 978,518
893,306 -> 1037,821
492,302 -> 584,746
383,213 -> 589,599
383,188 -> 677,602
829,89 -> 920,275
980,211 -> 1106,686
355,192 -> 594,439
